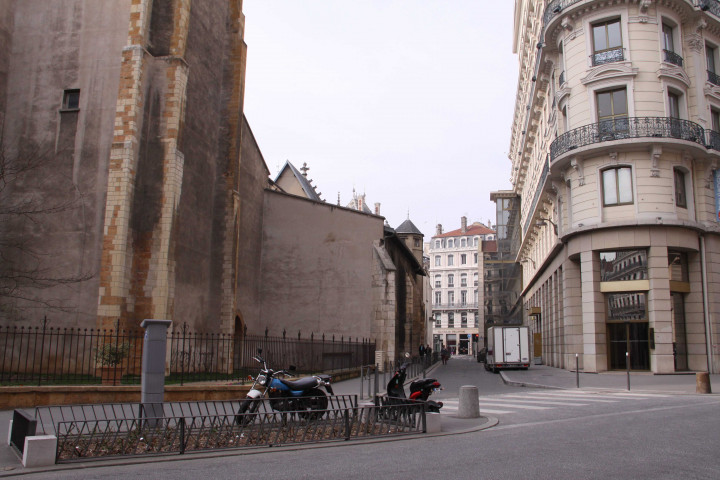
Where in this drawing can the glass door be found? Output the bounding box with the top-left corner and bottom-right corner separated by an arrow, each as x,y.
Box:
607,322 -> 650,370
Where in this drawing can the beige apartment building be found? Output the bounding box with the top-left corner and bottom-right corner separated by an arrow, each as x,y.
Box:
428,218 -> 495,356
510,0 -> 720,374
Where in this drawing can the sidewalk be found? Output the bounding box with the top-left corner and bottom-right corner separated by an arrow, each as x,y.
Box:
500,364 -> 720,394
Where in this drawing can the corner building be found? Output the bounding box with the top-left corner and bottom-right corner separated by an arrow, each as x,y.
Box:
510,0 -> 720,374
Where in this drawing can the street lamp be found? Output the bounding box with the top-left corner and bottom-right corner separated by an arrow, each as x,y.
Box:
535,218 -> 558,235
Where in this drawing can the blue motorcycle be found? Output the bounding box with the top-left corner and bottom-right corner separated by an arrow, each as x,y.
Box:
235,350 -> 333,424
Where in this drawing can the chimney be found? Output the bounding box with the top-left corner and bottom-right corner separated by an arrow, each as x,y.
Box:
461,216 -> 467,233
374,202 -> 381,215
436,224 -> 443,235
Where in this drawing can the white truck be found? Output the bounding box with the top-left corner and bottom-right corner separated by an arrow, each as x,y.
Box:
484,326 -> 530,373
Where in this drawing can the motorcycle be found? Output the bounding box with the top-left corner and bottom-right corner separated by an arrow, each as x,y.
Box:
386,360 -> 443,412
235,350 -> 334,424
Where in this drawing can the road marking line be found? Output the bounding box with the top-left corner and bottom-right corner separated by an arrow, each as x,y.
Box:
497,396 -> 587,406
478,402 -> 551,410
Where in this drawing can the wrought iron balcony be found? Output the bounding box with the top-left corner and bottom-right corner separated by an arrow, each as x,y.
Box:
663,49 -> 683,67
708,70 -> 720,86
592,47 -> 624,66
549,117 -> 706,162
699,0 -> 720,18
708,130 -> 720,151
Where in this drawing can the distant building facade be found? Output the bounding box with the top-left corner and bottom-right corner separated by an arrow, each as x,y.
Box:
428,218 -> 495,355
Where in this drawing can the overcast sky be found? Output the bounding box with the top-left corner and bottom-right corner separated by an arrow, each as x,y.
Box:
242,1 -> 518,239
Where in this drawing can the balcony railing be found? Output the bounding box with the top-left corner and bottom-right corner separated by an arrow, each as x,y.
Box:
663,49 -> 684,67
709,70 -> 720,86
592,47 -> 624,66
699,0 -> 720,18
550,117 -> 706,162
432,303 -> 479,310
708,130 -> 720,151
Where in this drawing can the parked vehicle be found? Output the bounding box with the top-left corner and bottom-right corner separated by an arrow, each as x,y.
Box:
484,326 -> 530,373
386,360 -> 443,412
235,350 -> 334,424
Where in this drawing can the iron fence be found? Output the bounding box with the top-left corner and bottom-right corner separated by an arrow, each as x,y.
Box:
32,396 -> 426,462
0,321 -> 375,386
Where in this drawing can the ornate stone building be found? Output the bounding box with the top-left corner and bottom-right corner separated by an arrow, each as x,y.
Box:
509,0 -> 720,373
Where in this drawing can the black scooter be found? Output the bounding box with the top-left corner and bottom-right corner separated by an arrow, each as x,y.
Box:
386,361 -> 443,412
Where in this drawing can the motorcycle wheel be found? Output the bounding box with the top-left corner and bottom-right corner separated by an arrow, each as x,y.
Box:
235,398 -> 260,426
298,388 -> 328,420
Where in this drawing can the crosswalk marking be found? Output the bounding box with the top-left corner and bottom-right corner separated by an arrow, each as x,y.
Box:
437,390 -> 662,417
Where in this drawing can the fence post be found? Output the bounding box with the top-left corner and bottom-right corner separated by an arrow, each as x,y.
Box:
374,363 -> 379,397
344,409 -> 351,440
38,317 -> 48,386
179,417 -> 186,454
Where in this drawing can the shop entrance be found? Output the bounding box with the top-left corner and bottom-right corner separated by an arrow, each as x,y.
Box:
607,322 -> 650,370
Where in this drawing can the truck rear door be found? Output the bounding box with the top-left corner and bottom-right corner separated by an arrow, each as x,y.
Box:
503,327 -> 521,363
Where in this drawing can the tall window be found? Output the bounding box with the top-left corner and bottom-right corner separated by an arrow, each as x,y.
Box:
592,18 -> 623,65
708,44 -> 719,85
435,313 -> 441,328
448,313 -> 455,328
434,275 -> 441,288
712,109 -> 720,132
602,167 -> 633,206
460,273 -> 467,287
674,168 -> 687,208
435,240 -> 440,248
668,91 -> 680,118
448,274 -> 454,287
461,312 -> 468,328
461,291 -> 467,305
448,255 -> 454,266
597,88 -> 628,137
473,273 -> 479,286
474,253 -> 478,264
434,255 -> 441,266
461,238 -> 466,247
662,22 -> 682,67
435,291 -> 441,305
448,292 -> 455,306
461,254 -> 467,265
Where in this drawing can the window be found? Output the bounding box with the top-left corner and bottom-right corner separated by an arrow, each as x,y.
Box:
474,237 -> 479,246
434,275 -> 441,288
602,167 -> 633,206
435,291 -> 442,305
460,273 -> 467,287
592,18 -> 623,65
600,250 -> 648,282
414,238 -> 421,247
434,255 -> 441,266
712,109 -> 720,132
474,253 -> 478,264
474,273 -> 479,286
435,240 -> 440,248
597,88 -> 628,137
434,313 -> 441,328
61,89 -> 80,110
461,312 -> 468,328
461,238 -> 467,247
708,44 -> 719,85
448,292 -> 455,306
674,168 -> 687,208
448,274 -> 454,287
473,313 -> 479,328
448,255 -> 454,266
662,22 -> 683,67
448,313 -> 455,328
461,254 -> 467,265
461,291 -> 467,305
668,251 -> 689,282
668,91 -> 680,118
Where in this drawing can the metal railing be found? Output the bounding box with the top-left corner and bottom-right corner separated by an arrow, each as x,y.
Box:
592,47 -> 624,66
35,396 -> 426,462
0,322 -> 375,386
708,69 -> 720,86
663,49 -> 684,67
549,117 -> 706,162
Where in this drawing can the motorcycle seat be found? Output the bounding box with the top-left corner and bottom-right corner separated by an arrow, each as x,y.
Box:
278,376 -> 318,391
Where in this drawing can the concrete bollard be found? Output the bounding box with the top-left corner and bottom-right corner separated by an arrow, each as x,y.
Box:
22,435 -> 58,468
696,372 -> 712,394
425,412 -> 441,433
457,385 -> 480,418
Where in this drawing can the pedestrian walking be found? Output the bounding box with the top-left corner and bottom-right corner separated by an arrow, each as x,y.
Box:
419,344 -> 425,358
440,345 -> 449,365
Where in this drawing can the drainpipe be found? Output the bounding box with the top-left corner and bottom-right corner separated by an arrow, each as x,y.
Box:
700,235 -> 715,374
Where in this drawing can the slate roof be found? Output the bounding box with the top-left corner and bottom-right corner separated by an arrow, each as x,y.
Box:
395,219 -> 423,235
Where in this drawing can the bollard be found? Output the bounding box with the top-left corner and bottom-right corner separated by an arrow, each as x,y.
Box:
696,372 -> 712,394
457,385 -> 480,418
